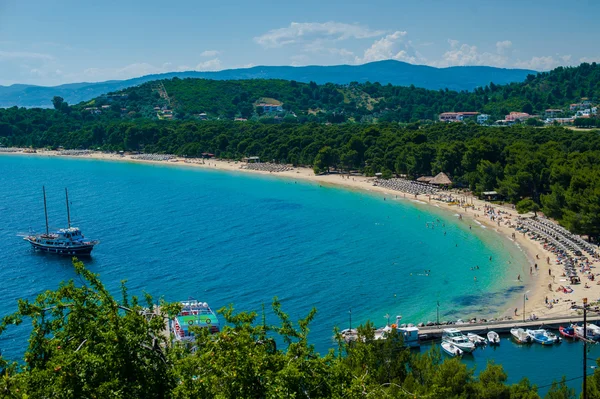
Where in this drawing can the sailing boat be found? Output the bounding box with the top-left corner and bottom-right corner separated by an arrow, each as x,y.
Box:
23,187 -> 99,256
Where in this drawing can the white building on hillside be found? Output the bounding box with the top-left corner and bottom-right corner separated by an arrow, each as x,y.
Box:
477,114 -> 490,124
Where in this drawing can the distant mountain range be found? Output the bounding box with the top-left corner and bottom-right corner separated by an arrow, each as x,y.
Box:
0,60 -> 535,108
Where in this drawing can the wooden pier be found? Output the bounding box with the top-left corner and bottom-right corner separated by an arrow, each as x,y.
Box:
417,315 -> 600,341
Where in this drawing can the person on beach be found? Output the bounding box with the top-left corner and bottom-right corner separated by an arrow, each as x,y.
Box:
517,274 -> 521,281
514,308 -> 518,315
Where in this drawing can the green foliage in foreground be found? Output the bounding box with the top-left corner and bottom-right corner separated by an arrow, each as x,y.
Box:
0,259 -> 587,398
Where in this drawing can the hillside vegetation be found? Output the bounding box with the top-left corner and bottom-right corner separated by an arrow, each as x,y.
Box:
83,63 -> 600,124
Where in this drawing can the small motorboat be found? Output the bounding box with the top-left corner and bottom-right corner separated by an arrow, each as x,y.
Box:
527,329 -> 558,345
467,333 -> 487,346
442,328 -> 476,353
487,331 -> 501,345
510,328 -> 530,344
559,326 -> 576,339
441,341 -> 463,357
574,323 -> 600,341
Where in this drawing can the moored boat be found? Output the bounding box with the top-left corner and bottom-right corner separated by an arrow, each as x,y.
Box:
171,299 -> 220,341
487,331 -> 500,345
23,187 -> 99,256
441,341 -> 463,357
442,328 -> 475,353
510,328 -> 530,344
467,333 -> 487,346
526,329 -> 558,345
574,323 -> 600,341
559,326 -> 576,339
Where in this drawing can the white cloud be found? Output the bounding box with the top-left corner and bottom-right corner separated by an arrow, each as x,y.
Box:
195,58 -> 222,71
495,40 -> 512,55
580,56 -> 600,64
355,31 -> 423,64
513,56 -> 564,71
200,50 -> 220,57
432,39 -> 509,67
254,22 -> 385,48
290,54 -> 310,66
0,50 -> 54,61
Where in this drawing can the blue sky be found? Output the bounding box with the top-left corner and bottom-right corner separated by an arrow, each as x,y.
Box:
1,0 -> 599,86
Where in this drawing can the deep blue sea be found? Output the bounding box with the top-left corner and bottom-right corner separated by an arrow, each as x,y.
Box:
0,154 -> 592,394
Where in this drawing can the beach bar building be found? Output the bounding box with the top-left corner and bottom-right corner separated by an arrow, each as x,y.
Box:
243,156 -> 260,163
481,191 -> 501,201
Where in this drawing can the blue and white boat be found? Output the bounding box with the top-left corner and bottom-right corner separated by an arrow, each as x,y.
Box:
526,329 -> 558,345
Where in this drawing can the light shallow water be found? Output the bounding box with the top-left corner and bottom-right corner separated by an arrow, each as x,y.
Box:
0,157 -> 534,355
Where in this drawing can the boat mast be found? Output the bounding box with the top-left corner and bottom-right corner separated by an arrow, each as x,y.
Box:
65,188 -> 71,228
43,186 -> 49,235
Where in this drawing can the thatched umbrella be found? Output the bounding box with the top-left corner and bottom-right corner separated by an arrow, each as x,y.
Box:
417,176 -> 433,183
430,172 -> 452,186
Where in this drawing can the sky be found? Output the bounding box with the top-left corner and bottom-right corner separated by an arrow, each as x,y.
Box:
1,0 -> 599,86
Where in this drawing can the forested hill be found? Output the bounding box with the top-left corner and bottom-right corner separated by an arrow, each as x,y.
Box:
0,60 -> 534,108
82,62 -> 600,123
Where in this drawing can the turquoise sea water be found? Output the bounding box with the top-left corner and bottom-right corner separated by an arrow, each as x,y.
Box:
0,154 -> 587,394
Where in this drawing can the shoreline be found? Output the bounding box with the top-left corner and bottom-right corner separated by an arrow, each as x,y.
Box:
2,149 -> 595,323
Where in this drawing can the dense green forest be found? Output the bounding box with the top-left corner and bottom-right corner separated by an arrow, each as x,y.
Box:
0,260 -> 586,398
79,62 -> 600,123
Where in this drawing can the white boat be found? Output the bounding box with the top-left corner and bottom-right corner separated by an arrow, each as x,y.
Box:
487,331 -> 500,345
441,341 -> 463,357
526,329 -> 558,345
442,328 -> 476,353
510,328 -> 530,344
574,324 -> 600,341
467,333 -> 487,346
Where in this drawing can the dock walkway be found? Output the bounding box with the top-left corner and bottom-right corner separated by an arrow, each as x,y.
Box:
418,315 -> 600,340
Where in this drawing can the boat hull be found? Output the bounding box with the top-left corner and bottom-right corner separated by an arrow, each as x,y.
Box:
27,240 -> 95,256
510,329 -> 530,344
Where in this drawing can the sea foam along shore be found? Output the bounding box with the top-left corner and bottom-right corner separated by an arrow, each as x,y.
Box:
2,149 -> 596,323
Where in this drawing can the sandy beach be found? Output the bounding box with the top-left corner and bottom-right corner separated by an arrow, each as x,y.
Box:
3,149 -> 597,322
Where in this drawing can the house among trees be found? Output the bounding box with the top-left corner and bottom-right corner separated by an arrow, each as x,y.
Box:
257,103 -> 283,113
438,112 -> 479,122
505,112 -> 532,122
545,109 -> 563,118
